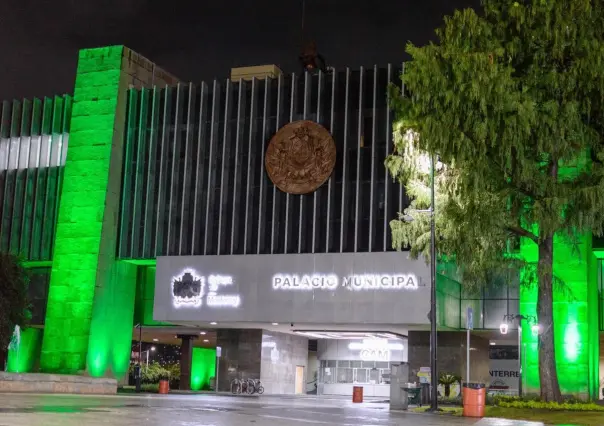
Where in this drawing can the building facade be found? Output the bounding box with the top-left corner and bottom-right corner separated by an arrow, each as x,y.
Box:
1,45 -> 602,399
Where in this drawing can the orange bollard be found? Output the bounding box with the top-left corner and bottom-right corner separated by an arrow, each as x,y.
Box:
462,383 -> 486,417
352,386 -> 363,403
158,380 -> 170,394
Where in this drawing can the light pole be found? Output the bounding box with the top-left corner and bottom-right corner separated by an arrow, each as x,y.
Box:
135,323 -> 142,393
402,153 -> 438,411
429,154 -> 438,412
500,314 -> 538,397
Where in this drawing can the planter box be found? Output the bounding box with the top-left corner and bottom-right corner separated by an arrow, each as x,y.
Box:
0,372 -> 117,395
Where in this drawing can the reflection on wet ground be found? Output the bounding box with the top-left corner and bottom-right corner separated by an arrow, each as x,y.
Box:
0,393 -> 549,426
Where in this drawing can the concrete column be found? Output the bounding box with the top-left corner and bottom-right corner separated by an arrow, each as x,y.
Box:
216,329 -> 262,392
519,233 -> 600,399
179,335 -> 195,391
408,331 -> 490,387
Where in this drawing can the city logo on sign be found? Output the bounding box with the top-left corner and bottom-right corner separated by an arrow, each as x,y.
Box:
272,273 -> 419,291
172,269 -> 204,307
171,268 -> 241,309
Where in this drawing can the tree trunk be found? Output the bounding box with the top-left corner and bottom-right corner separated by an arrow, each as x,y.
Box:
537,234 -> 562,402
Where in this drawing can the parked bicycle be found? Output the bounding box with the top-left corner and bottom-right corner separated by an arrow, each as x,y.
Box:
248,378 -> 264,395
230,378 -> 243,394
230,378 -> 264,395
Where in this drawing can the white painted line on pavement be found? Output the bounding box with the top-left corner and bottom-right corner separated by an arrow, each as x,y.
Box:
261,414 -> 333,423
261,414 -> 386,425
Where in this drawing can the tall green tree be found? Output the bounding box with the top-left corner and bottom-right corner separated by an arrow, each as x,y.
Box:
0,253 -> 30,370
387,0 -> 604,402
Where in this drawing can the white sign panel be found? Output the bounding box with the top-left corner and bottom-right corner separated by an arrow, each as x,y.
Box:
154,252 -> 431,324
489,359 -> 519,392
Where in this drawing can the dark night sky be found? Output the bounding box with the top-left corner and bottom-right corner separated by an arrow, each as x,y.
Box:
0,0 -> 479,100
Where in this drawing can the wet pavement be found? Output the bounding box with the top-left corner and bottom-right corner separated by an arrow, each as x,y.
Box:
0,393 -> 545,425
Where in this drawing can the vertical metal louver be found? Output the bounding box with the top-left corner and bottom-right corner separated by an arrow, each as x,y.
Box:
118,66 -> 407,258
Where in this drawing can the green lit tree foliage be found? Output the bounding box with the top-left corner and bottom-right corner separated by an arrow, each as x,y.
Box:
0,253 -> 30,369
387,0 -> 604,402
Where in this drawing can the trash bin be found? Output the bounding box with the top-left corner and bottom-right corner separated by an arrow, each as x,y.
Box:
159,379 -> 170,394
352,386 -> 363,403
462,383 -> 486,417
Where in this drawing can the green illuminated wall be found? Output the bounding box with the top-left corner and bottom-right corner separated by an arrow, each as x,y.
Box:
40,46 -> 132,373
436,272 -> 462,329
87,261 -> 138,378
134,266 -> 171,327
6,328 -> 43,373
519,232 -> 600,399
191,348 -> 216,391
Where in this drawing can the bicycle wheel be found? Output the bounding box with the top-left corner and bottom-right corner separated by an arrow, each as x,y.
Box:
246,382 -> 255,394
256,385 -> 264,395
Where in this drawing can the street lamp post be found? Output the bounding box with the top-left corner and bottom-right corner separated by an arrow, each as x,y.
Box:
429,154 -> 438,412
135,323 -> 142,393
403,154 -> 438,410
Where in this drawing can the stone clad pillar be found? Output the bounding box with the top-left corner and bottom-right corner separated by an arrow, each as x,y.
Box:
39,46 -> 179,375
179,335 -> 196,390
519,233 -> 600,399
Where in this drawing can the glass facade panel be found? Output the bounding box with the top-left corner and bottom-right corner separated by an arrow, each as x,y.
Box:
337,367 -> 353,383
484,299 -> 510,329
355,369 -> 367,383
29,267 -> 50,325
319,362 -> 395,384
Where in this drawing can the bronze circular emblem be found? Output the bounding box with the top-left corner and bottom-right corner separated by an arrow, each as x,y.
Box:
265,120 -> 336,195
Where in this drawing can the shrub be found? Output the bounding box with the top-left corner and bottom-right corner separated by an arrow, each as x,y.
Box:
438,395 -> 462,406
165,363 -> 180,387
129,362 -> 171,384
487,394 -> 604,412
497,400 -> 604,412
141,383 -> 159,393
439,373 -> 461,398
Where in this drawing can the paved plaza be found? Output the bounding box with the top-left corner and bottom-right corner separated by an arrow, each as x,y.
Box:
0,393 -> 547,426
